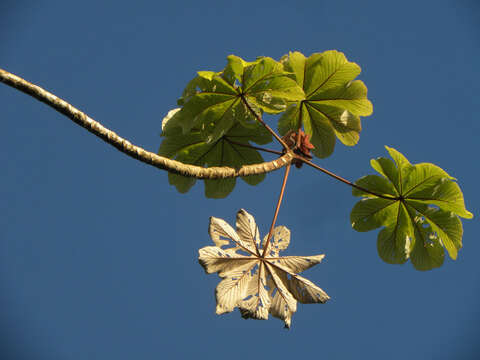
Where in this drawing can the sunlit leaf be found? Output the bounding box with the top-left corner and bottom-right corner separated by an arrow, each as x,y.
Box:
242,57 -> 305,113
167,74 -> 240,143
376,202 -> 412,264
351,198 -> 398,232
167,55 -> 304,146
280,50 -> 373,158
351,146 -> 473,270
198,209 -> 329,328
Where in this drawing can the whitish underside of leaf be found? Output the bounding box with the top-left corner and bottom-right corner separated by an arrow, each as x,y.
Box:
351,146 -> 473,271
198,209 -> 329,328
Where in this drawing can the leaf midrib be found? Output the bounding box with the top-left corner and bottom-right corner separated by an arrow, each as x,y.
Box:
306,60 -> 344,98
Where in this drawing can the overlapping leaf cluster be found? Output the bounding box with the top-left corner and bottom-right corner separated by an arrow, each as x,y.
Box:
160,51 -> 472,271
351,146 -> 473,270
159,55 -> 304,198
159,51 -> 373,197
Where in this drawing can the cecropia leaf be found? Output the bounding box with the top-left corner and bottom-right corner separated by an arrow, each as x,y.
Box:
351,146 -> 473,270
279,50 -> 373,158
166,54 -> 304,145
198,209 -> 329,328
158,54 -> 306,198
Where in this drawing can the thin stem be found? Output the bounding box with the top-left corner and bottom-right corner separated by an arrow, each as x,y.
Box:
0,67 -> 294,179
262,163 -> 291,257
240,95 -> 290,150
224,137 -> 283,155
299,156 -> 398,200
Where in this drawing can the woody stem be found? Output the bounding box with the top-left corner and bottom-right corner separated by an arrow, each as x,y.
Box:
262,163 -> 291,257
0,68 -> 294,179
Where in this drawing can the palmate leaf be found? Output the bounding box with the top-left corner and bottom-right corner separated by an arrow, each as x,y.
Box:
351,146 -> 473,270
158,54 -> 305,198
279,51 -> 373,158
167,55 -> 304,145
159,109 -> 272,198
198,209 -> 329,328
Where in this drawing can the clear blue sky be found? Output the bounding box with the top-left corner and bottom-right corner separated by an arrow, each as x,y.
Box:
1,1 -> 479,359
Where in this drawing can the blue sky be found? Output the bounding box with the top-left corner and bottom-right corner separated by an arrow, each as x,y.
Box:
1,1 -> 479,359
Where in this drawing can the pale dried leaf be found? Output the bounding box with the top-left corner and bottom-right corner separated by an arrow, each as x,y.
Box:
198,209 -> 330,328
198,246 -> 256,276
209,216 -> 241,248
239,263 -> 271,320
267,270 -> 295,328
273,254 -> 326,274
263,225 -> 290,257
215,270 -> 254,314
236,209 -> 261,255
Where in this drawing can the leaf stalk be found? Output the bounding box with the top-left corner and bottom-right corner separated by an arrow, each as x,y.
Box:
240,94 -> 290,151
299,155 -> 398,200
262,163 -> 291,256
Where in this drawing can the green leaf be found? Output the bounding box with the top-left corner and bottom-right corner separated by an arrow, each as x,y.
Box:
307,103 -> 361,146
281,51 -> 306,88
351,175 -> 398,198
171,75 -> 239,141
223,55 -> 251,86
278,102 -> 302,135
304,103 -> 336,158
158,122 -> 272,198
351,146 -> 473,270
370,157 -> 402,193
408,209 -> 445,270
406,202 -> 463,260
351,198 -> 398,232
278,101 -> 337,158
171,55 -> 304,146
242,57 -> 305,114
280,50 -> 373,158
377,202 -> 412,264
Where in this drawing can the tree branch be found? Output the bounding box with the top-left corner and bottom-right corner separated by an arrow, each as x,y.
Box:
0,68 -> 293,179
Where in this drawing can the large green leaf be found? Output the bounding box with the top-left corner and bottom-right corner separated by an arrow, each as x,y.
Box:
279,51 -> 373,158
351,146 -> 473,270
168,55 -> 304,145
241,57 -> 305,113
159,112 -> 272,198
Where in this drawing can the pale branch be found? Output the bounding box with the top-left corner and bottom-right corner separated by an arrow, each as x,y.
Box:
0,68 -> 293,179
